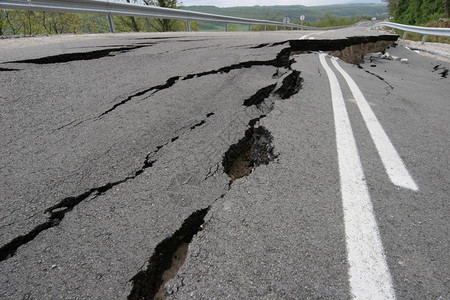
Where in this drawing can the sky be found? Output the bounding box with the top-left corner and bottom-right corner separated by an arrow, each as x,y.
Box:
180,0 -> 383,7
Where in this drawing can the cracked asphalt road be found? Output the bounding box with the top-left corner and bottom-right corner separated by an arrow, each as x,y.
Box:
1,24 -> 449,299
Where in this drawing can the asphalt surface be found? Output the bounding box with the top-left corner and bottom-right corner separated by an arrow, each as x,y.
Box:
1,22 -> 449,299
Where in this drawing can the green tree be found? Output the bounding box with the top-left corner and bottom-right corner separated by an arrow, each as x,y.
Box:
41,12 -> 81,34
20,11 -> 43,35
80,14 -> 110,34
0,10 -> 5,35
120,0 -> 141,32
446,0 -> 449,17
144,0 -> 183,32
4,10 -> 22,35
383,0 -> 447,24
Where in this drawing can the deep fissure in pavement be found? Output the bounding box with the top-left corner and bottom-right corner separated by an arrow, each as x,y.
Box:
8,45 -> 149,64
0,159 -> 154,262
222,124 -> 277,181
97,48 -> 292,118
128,208 -> 209,300
289,35 -> 399,64
224,52 -> 303,181
243,84 -> 277,107
97,76 -> 181,118
0,67 -> 20,72
274,70 -> 303,99
182,47 -> 293,80
0,106 -> 220,262
96,37 -> 396,118
125,47 -> 301,297
0,135 -> 177,262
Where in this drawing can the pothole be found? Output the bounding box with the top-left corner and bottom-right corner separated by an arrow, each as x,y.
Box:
128,208 -> 209,300
222,125 -> 277,182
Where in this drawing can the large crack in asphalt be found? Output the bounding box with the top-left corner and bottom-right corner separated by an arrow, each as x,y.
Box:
223,70 -> 302,182
274,70 -> 303,99
222,125 -> 277,182
0,67 -> 20,72
243,84 -> 277,107
97,76 -> 181,119
127,48 -> 304,300
128,208 -> 210,300
6,45 -> 149,65
289,35 -> 399,64
96,48 -> 292,118
140,36 -> 397,297
0,112 -> 215,262
96,35 -> 397,119
0,157 -> 156,262
182,47 -> 293,80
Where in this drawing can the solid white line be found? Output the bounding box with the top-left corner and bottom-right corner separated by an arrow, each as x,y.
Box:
331,58 -> 418,191
319,53 -> 396,300
299,34 -> 311,40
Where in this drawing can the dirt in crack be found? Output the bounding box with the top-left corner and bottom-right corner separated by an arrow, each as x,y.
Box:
128,208 -> 209,300
223,125 -> 277,181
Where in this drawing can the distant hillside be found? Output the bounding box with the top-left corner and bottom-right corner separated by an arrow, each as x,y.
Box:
183,4 -> 389,24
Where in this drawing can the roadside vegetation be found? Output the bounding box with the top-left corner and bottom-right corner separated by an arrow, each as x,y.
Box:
382,0 -> 449,43
1,2 -> 383,36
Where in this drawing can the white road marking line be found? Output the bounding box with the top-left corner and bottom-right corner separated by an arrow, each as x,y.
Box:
319,53 -> 396,300
300,31 -> 328,40
331,58 -> 418,191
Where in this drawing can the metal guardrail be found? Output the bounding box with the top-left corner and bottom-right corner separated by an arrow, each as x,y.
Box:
372,21 -> 450,44
0,0 -> 351,33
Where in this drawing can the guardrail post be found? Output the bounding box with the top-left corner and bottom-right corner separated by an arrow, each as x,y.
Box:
264,25 -> 267,31
403,31 -> 408,39
248,24 -> 251,31
108,14 -> 115,33
186,20 -> 191,32
421,35 -> 428,44
225,23 -> 228,32
276,26 -> 278,31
